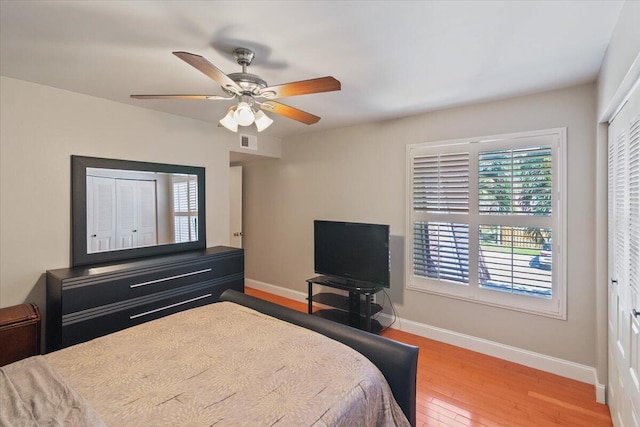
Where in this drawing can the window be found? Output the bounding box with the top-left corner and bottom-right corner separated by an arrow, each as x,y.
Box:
406,128 -> 566,318
173,175 -> 198,243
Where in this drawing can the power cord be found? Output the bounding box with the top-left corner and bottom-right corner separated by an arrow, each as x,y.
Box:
374,288 -> 397,333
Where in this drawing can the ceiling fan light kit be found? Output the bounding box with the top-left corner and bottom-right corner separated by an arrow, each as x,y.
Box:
219,107 -> 239,132
131,48 -> 341,133
217,95 -> 275,132
254,110 -> 274,132
234,101 -> 255,126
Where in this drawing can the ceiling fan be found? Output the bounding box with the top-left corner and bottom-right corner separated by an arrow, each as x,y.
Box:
131,48 -> 341,132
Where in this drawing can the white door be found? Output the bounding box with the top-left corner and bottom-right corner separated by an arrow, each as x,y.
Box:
136,180 -> 158,247
115,179 -> 137,249
87,176 -> 116,252
608,79 -> 640,427
229,166 -> 243,248
115,179 -> 158,249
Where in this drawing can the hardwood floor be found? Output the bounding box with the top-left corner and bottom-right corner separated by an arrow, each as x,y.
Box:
245,287 -> 612,427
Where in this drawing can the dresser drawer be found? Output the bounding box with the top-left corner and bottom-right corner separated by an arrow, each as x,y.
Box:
61,275 -> 243,348
61,255 -> 243,314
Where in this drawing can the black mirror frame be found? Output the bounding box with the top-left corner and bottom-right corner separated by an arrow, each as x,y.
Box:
71,155 -> 206,267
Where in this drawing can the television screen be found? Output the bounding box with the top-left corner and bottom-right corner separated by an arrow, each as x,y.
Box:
314,220 -> 390,288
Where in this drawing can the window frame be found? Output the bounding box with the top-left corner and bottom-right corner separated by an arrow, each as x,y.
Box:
405,128 -> 567,319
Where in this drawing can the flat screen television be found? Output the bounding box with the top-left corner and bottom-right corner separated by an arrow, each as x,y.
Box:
314,220 -> 390,288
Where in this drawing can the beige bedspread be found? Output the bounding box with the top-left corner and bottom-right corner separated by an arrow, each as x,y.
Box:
44,301 -> 410,426
0,356 -> 105,426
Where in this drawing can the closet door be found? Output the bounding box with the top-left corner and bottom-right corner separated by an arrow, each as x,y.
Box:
115,179 -> 137,249
136,180 -> 158,247
87,176 -> 116,252
608,81 -> 640,427
115,179 -> 158,250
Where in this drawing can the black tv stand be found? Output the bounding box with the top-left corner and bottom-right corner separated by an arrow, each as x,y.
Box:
306,275 -> 383,333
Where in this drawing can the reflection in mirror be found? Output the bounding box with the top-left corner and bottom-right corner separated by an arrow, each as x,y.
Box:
72,155 -> 206,267
87,168 -> 199,253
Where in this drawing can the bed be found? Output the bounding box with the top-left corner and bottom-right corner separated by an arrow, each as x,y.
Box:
1,290 -> 418,426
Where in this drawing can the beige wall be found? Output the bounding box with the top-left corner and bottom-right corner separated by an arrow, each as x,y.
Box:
0,76 -> 244,311
243,83 -> 598,367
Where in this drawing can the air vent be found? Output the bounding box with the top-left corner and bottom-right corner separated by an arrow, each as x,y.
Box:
239,134 -> 258,150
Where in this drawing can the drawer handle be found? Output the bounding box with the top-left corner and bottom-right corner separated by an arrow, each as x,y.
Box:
129,294 -> 212,320
129,269 -> 212,289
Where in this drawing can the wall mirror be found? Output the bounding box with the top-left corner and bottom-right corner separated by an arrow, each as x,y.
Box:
72,155 -> 206,267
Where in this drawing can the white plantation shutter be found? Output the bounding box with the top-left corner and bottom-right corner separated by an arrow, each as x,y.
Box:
413,153 -> 469,213
615,130 -> 628,285
412,151 -> 470,285
478,146 -> 552,215
413,221 -> 469,283
479,225 -> 552,297
477,145 -> 553,297
407,129 -> 565,318
173,176 -> 198,242
609,129 -> 616,283
174,181 -> 189,213
173,180 -> 189,242
630,116 -> 640,292
189,180 -> 198,213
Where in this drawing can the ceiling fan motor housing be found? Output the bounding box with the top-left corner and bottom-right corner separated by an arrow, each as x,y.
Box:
227,72 -> 267,96
226,48 -> 274,97
233,47 -> 255,66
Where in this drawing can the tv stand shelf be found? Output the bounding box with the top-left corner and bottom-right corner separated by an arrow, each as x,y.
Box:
306,275 -> 383,333
311,293 -> 383,316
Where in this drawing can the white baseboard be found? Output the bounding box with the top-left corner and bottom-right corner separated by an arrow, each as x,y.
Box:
245,278 -> 606,404
595,381 -> 606,405
246,278 -> 309,302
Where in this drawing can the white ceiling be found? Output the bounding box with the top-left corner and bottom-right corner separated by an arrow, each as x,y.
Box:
0,1 -> 624,139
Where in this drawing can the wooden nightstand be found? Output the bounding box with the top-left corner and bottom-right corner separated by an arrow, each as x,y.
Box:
0,303 -> 41,366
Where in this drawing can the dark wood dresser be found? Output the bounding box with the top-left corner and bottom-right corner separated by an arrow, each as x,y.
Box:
0,303 -> 41,366
46,246 -> 243,353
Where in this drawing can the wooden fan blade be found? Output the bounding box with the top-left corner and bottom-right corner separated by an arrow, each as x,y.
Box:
130,94 -> 232,100
172,51 -> 241,93
261,101 -> 320,125
259,76 -> 340,99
